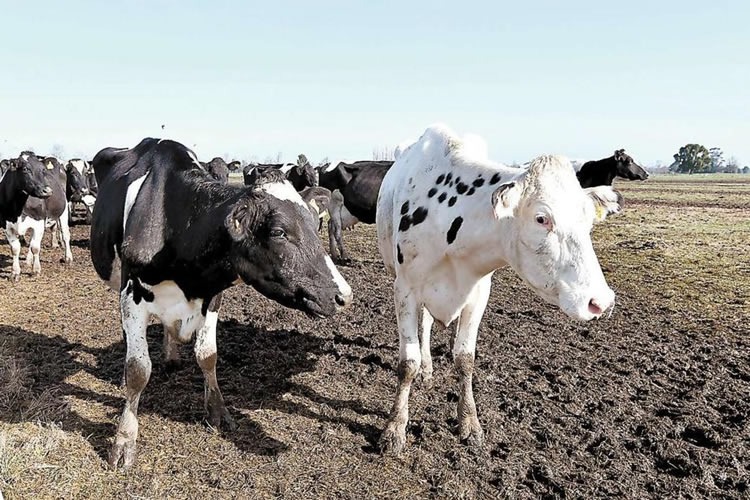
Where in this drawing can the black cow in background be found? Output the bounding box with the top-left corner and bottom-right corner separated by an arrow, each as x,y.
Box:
323,160 -> 393,262
206,157 -> 230,183
1,153 -> 70,280
0,154 -> 53,227
577,149 -> 649,188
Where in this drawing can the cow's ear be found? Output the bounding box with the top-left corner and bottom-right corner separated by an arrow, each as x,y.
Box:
226,200 -> 260,241
585,186 -> 623,223
491,181 -> 521,218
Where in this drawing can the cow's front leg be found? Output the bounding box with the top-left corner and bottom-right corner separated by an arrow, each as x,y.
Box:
109,282 -> 151,470
26,221 -> 43,274
453,274 -> 492,448
379,278 -> 420,454
6,223 -> 22,281
194,293 -> 236,431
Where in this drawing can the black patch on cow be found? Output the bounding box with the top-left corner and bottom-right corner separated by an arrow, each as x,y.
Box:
399,215 -> 412,231
449,181 -> 454,187
473,177 -> 485,187
397,244 -> 404,264
412,207 -> 428,226
467,187 -> 475,196
408,177 -> 413,185
130,278 -> 154,304
456,176 -> 461,183
448,196 -> 457,207
447,217 -> 463,244
438,192 -> 447,203
444,172 -> 453,184
400,201 -> 410,215
436,174 -> 445,184
428,187 -> 437,198
489,172 -> 502,185
456,182 -> 468,194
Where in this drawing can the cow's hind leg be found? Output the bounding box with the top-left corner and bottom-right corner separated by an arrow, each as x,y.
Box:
50,219 -> 59,248
418,307 -> 434,382
162,325 -> 181,372
58,207 -> 73,264
453,274 -> 492,448
379,278 -> 420,454
109,282 -> 151,470
194,293 -> 236,431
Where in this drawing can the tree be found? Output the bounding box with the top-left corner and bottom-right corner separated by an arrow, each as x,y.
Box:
672,144 -> 712,173
372,146 -> 395,161
709,147 -> 725,173
724,156 -> 740,173
742,166 -> 749,174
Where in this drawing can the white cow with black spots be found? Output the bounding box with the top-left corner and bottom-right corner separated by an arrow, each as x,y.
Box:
375,124 -> 623,453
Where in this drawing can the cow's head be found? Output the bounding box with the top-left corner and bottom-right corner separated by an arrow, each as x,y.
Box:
65,161 -> 89,201
290,163 -> 318,188
226,169 -> 352,317
15,153 -> 53,198
494,155 -> 621,321
613,149 -> 648,181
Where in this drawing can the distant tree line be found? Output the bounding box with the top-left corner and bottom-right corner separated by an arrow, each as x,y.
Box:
669,144 -> 748,174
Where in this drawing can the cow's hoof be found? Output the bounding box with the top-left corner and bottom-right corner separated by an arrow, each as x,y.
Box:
63,256 -> 73,265
418,365 -> 433,385
458,419 -> 484,448
10,274 -> 20,283
378,423 -> 407,455
207,405 -> 237,432
108,439 -> 137,471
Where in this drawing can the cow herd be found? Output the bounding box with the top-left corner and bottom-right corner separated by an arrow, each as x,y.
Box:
0,125 -> 649,470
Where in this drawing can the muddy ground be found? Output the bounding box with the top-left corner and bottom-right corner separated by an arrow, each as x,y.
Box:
1,176 -> 749,499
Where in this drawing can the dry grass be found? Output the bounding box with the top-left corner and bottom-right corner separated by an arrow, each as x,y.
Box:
0,174 -> 748,499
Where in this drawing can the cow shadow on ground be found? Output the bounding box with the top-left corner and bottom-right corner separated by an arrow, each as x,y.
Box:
0,319 -> 383,465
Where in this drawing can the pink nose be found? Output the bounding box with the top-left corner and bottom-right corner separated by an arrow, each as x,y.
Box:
588,298 -> 604,316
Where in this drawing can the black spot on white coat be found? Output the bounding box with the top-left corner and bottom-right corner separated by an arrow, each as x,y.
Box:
447,216 -> 463,244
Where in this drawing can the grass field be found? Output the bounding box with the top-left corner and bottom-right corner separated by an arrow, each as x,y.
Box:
1,174 -> 748,499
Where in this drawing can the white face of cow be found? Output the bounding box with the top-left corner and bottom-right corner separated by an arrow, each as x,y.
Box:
495,155 -> 621,321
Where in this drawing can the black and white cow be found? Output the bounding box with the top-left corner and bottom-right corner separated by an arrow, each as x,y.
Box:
90,138 -> 352,470
376,125 -> 623,454
1,153 -> 71,280
320,160 -> 393,262
0,155 -> 53,227
576,149 -> 648,188
243,157 -> 318,192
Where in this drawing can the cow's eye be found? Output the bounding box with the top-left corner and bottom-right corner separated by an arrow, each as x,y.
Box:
535,214 -> 551,229
269,228 -> 286,238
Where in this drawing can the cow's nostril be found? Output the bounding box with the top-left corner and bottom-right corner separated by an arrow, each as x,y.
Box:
335,294 -> 347,307
588,299 -> 603,316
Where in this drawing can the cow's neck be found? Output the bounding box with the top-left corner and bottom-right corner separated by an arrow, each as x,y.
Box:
0,172 -> 29,223
449,167 -> 525,278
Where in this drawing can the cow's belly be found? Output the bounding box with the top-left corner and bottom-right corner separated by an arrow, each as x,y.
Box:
146,280 -> 206,342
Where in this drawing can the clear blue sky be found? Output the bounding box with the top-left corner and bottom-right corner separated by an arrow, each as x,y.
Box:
1,1 -> 748,166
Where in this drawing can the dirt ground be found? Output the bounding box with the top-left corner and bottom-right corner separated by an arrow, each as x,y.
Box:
1,175 -> 748,499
